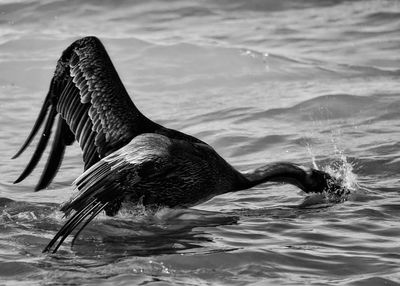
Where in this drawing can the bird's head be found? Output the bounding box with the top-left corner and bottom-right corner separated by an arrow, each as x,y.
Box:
300,167 -> 347,196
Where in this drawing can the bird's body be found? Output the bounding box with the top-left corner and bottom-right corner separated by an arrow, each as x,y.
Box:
70,133 -> 245,213
13,36 -> 345,253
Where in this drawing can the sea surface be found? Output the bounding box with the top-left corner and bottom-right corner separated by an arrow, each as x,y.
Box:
0,0 -> 400,285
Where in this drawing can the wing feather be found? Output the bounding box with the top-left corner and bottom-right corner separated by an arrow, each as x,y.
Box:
66,94 -> 80,123
75,113 -> 89,141
70,103 -> 87,132
79,119 -> 92,150
14,36 -> 158,190
43,199 -> 108,253
14,105 -> 57,184
82,132 -> 97,164
57,79 -> 75,114
35,117 -> 73,191
42,134 -> 179,252
12,89 -> 52,159
85,144 -> 99,170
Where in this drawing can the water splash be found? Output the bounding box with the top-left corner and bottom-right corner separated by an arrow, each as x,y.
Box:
301,138 -> 358,207
306,142 -> 319,170
117,199 -> 152,219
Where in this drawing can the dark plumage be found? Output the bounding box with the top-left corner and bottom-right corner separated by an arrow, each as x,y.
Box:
13,36 -> 345,253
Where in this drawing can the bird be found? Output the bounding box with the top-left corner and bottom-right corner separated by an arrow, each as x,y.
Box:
12,36 -> 345,253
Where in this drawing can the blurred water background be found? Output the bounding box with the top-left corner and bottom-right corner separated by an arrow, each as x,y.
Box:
0,0 -> 400,285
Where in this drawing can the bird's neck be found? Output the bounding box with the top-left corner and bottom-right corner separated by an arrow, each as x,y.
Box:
239,162 -> 312,192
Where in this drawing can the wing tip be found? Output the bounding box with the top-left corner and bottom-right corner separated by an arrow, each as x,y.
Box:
13,175 -> 48,192
34,184 -> 45,192
13,107 -> 57,186
42,200 -> 107,253
11,152 -> 20,160
13,177 -> 23,184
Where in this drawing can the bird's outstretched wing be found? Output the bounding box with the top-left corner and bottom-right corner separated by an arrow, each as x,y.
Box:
13,36 -> 157,191
43,133 -> 173,253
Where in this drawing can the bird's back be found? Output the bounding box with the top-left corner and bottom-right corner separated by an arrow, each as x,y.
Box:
130,134 -> 239,207
101,133 -> 244,208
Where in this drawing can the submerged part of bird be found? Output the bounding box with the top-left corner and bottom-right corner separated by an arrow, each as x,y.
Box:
12,36 -> 349,253
299,151 -> 357,208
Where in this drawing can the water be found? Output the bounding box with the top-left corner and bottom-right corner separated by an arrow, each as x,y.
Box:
1,0 -> 400,285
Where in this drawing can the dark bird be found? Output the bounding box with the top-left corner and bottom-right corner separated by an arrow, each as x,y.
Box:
13,36 -> 345,253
